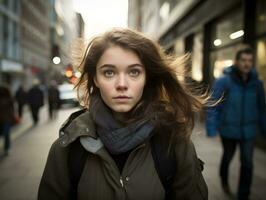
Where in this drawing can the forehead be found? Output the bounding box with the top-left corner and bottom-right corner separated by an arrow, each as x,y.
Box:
97,46 -> 142,67
239,53 -> 253,60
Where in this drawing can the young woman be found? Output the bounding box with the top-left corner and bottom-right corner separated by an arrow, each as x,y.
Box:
38,28 -> 208,200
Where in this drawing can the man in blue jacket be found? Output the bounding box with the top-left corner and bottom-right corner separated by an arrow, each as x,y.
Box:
206,47 -> 266,200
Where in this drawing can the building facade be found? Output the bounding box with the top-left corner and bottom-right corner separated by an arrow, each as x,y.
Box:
128,0 -> 266,90
129,0 -> 266,149
0,0 -> 82,92
20,0 -> 51,88
0,0 -> 23,92
49,0 -> 79,83
76,12 -> 84,38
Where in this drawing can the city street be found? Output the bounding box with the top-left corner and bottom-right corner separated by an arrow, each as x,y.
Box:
1,0 -> 266,200
0,107 -> 266,200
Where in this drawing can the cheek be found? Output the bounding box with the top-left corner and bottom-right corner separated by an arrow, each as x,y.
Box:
132,79 -> 146,98
97,80 -> 114,98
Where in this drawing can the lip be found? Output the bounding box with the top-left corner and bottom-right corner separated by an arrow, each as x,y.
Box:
113,95 -> 131,99
113,96 -> 131,102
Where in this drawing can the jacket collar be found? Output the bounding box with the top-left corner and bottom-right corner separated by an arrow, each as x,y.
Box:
58,109 -> 98,147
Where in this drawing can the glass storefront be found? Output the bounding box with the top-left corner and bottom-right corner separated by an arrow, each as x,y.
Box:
256,38 -> 266,91
210,44 -> 243,78
174,38 -> 185,81
0,14 -> 3,55
191,31 -> 203,81
211,10 -> 243,49
256,0 -> 266,92
256,0 -> 266,35
174,37 -> 184,57
210,9 -> 244,79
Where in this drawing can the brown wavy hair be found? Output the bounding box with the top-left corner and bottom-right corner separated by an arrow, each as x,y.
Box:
75,28 -> 209,141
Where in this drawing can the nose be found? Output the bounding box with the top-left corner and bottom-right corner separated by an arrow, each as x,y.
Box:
115,74 -> 128,91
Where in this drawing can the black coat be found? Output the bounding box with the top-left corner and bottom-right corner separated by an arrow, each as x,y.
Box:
28,86 -> 44,108
0,92 -> 14,124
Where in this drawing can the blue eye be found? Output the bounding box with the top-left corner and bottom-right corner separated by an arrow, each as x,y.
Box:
104,70 -> 114,77
129,69 -> 140,77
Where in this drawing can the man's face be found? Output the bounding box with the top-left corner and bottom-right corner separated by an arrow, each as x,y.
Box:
235,53 -> 254,74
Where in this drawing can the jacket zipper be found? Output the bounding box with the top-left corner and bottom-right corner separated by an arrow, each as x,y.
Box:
120,176 -> 124,187
118,143 -> 146,187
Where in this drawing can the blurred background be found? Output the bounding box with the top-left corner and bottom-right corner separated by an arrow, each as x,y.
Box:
0,0 -> 265,199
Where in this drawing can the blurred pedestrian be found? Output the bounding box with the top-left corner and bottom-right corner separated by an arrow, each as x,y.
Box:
28,79 -> 44,125
15,84 -> 27,120
38,28 -> 208,199
206,47 -> 266,200
47,81 -> 60,119
0,85 -> 15,156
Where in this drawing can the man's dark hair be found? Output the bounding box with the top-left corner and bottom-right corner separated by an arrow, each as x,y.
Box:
235,47 -> 254,60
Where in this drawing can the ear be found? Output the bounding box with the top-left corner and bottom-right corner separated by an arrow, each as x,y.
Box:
94,76 -> 99,88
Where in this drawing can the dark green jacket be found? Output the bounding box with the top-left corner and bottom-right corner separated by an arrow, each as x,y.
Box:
38,111 -> 208,200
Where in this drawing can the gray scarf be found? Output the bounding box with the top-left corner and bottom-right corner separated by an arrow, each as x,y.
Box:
89,95 -> 154,155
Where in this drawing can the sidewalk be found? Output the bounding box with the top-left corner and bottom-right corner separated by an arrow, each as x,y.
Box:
0,106 -> 40,154
192,121 -> 266,200
0,107 -> 77,200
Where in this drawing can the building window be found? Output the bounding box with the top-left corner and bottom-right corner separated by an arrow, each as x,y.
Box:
12,0 -> 19,13
12,21 -> 19,60
256,38 -> 266,92
174,38 -> 184,57
191,31 -> 203,81
210,44 -> 243,78
0,14 -> 3,55
211,10 -> 243,49
256,0 -> 266,35
3,15 -> 8,56
210,9 -> 244,78
0,0 -> 8,7
174,38 -> 185,81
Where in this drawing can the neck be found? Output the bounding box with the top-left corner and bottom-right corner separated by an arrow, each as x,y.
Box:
112,111 -> 128,126
235,67 -> 249,82
241,73 -> 248,81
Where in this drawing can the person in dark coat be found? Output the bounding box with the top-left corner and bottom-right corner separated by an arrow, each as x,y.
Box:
38,28 -> 208,200
15,85 -> 27,119
28,80 -> 44,125
47,81 -> 60,119
206,47 -> 266,200
0,85 -> 15,155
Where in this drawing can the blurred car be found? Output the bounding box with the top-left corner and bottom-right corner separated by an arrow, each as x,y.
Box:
58,83 -> 79,107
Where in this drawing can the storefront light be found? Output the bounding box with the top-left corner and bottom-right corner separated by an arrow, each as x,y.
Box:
214,39 -> 222,46
259,15 -> 266,21
160,2 -> 170,21
75,71 -> 81,78
52,56 -> 61,65
229,30 -> 244,40
65,70 -> 73,78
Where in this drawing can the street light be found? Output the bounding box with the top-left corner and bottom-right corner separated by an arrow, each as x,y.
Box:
52,56 -> 61,65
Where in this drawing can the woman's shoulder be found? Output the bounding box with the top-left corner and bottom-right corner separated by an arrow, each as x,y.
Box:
48,138 -> 70,160
57,109 -> 97,147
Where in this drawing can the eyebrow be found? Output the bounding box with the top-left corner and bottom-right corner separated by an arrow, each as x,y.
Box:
99,63 -> 144,69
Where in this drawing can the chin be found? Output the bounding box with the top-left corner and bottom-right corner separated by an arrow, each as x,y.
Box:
111,105 -> 133,113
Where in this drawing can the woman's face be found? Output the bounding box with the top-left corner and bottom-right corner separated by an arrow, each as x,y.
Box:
94,45 -> 146,113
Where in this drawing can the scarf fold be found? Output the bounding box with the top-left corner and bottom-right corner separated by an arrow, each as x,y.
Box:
89,95 -> 154,155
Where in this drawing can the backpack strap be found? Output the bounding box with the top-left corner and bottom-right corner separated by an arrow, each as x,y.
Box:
68,133 -> 176,200
68,139 -> 88,200
150,133 -> 176,199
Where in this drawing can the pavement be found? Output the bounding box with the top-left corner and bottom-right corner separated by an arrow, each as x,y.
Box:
0,107 -> 265,200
